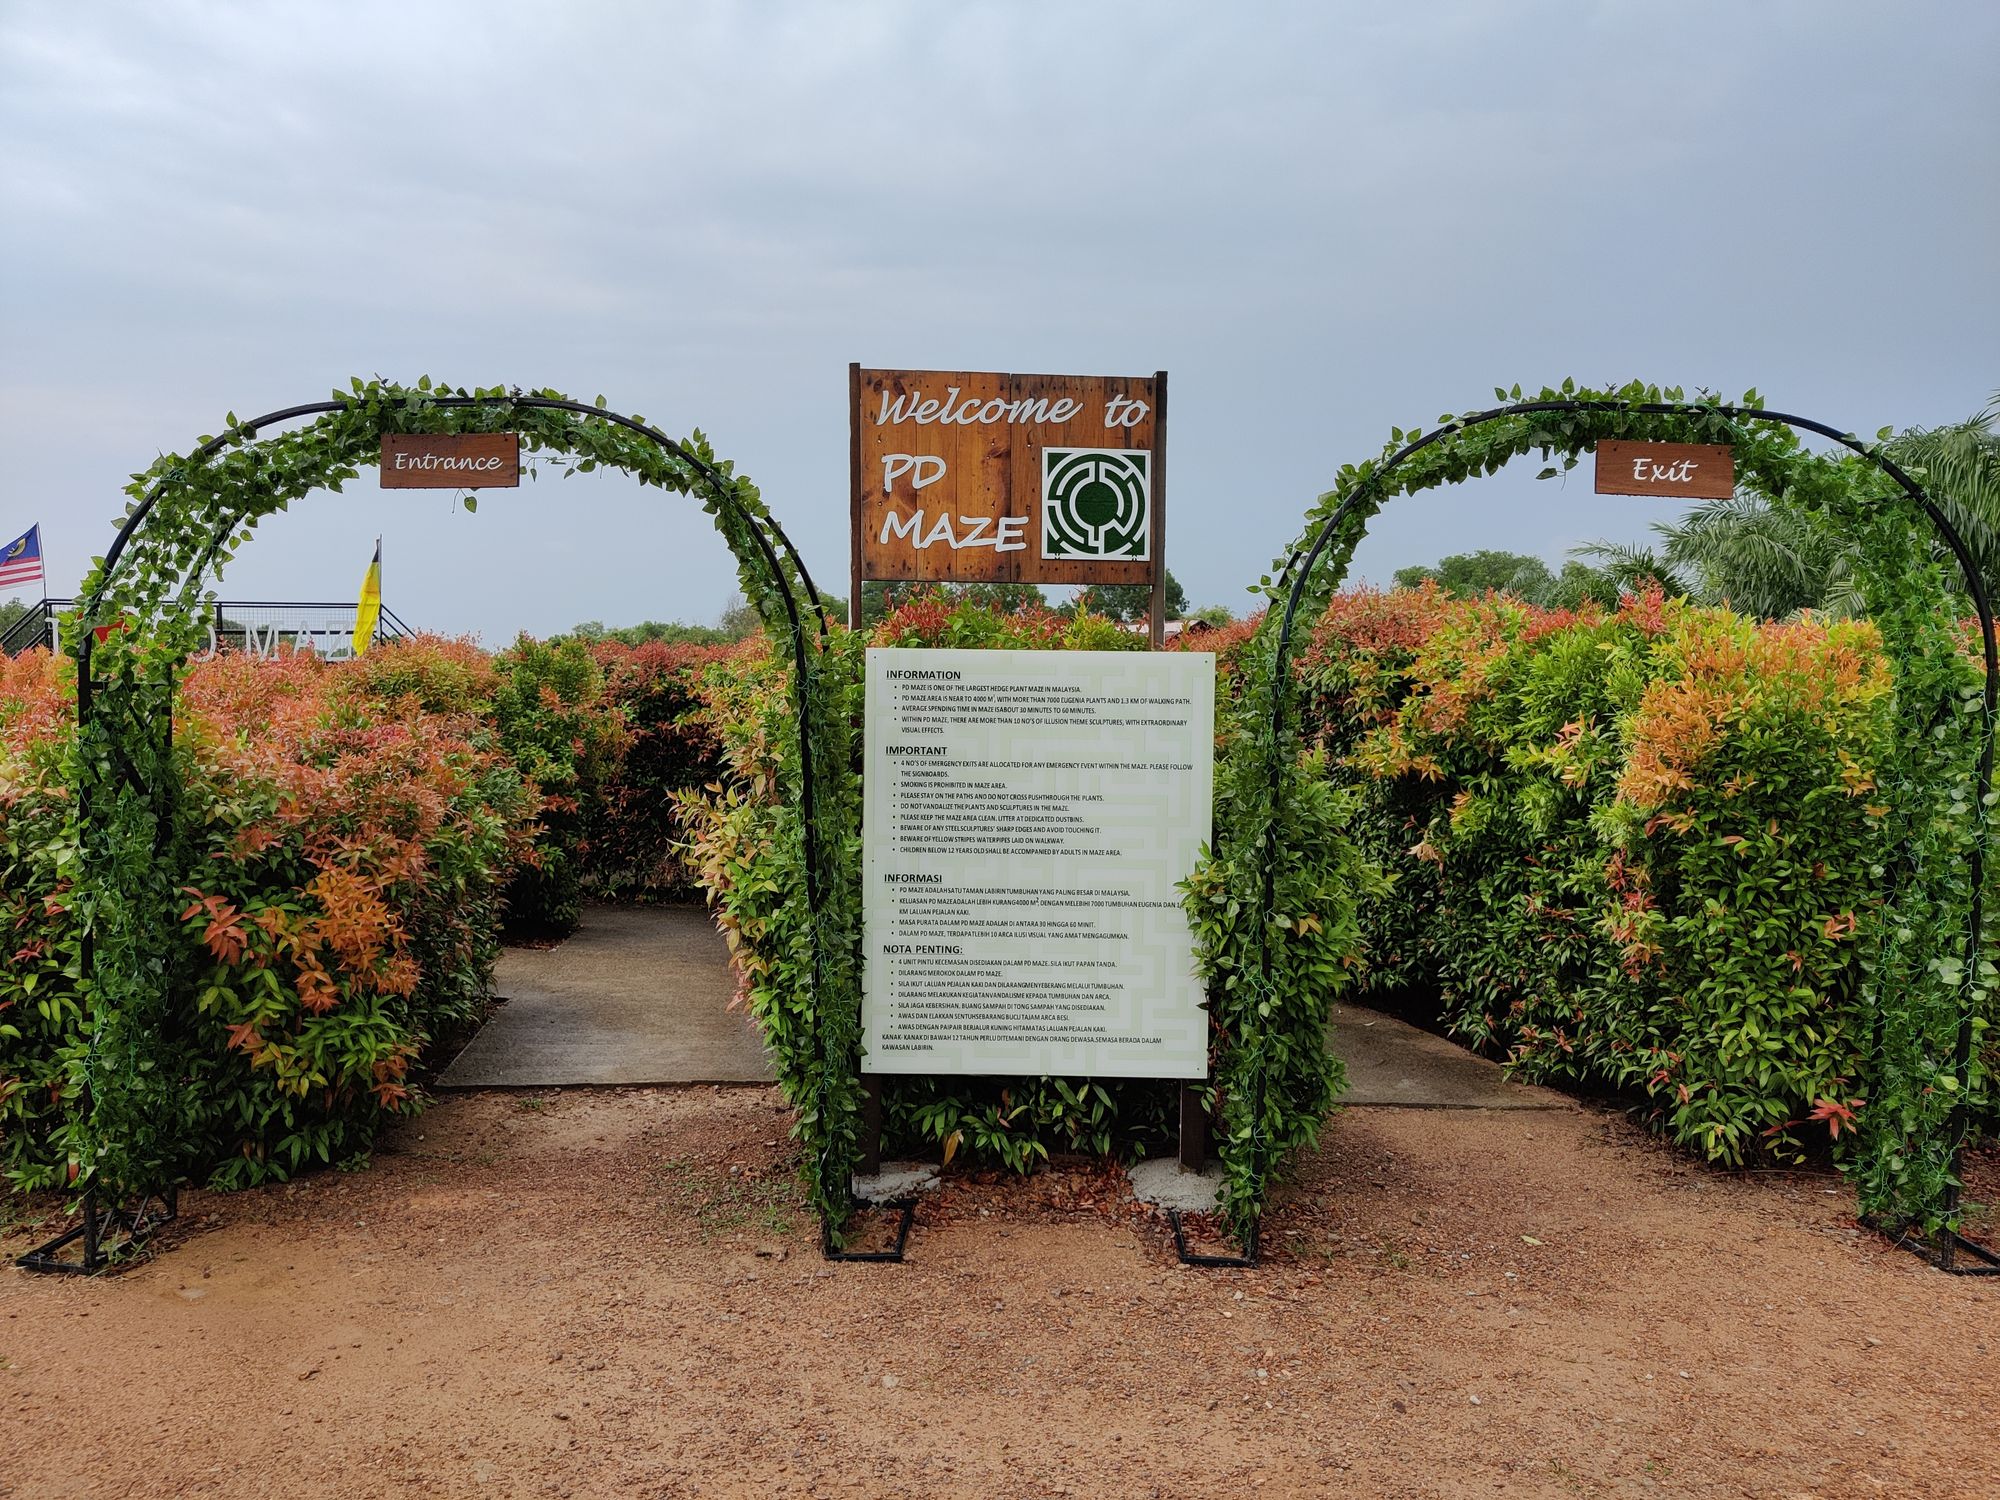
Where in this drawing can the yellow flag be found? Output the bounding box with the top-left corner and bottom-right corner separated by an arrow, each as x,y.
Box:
353,538 -> 382,656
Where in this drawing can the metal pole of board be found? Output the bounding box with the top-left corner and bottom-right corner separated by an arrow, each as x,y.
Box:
1157,370 -> 1195,1167
1147,370 -> 1168,649
849,361 -> 881,1173
858,1074 -> 884,1176
1177,1081 -> 1209,1170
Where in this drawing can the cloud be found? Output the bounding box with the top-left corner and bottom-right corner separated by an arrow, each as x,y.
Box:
2,0 -> 1994,630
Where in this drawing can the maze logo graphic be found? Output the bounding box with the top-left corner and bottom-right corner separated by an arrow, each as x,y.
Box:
1040,448 -> 1151,561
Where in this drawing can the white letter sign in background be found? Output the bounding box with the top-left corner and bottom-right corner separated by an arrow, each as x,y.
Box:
861,647 -> 1215,1080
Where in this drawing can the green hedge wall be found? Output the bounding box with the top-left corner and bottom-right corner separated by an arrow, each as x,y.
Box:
1293,582 -> 1996,1170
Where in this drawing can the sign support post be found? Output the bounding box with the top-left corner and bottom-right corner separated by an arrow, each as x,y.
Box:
847,361 -> 865,630
851,364 -> 874,1172
1147,369 -> 1168,648
857,1076 -> 883,1175
1178,1083 -> 1208,1171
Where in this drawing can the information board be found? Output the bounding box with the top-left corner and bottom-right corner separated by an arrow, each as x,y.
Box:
860,647 -> 1215,1080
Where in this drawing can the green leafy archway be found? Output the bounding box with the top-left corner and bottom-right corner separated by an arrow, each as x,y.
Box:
1195,381 -> 1995,1266
51,375 -> 1993,1274
58,379 -> 868,1252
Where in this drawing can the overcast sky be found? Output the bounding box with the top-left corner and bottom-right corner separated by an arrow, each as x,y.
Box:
3,1 -> 1995,638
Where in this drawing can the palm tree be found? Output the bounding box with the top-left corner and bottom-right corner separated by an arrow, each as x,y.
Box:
1888,392 -> 2000,602
1658,494 -> 1862,618
1558,541 -> 1686,604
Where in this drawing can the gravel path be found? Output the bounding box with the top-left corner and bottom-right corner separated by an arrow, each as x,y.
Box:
5,1087 -> 1996,1499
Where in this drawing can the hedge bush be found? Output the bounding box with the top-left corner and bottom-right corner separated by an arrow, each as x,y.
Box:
583,639 -> 737,900
490,635 -> 626,936
0,627 -> 764,1200
355,633 -> 733,917
1291,582 -> 1987,1167
0,639 -> 535,1192
0,650 -> 83,1191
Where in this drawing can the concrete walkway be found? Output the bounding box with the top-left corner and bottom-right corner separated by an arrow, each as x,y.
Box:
440,904 -> 1556,1110
439,904 -> 773,1088
1329,1000 -> 1566,1109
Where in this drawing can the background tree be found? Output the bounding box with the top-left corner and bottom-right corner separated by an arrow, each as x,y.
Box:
567,593 -> 772,645
715,593 -> 765,639
568,618 -> 734,646
1597,496 -> 1858,618
1393,550 -> 1557,605
1067,568 -> 1186,623
854,579 -> 1048,626
1889,392 -> 2000,595
1544,557 -> 1642,610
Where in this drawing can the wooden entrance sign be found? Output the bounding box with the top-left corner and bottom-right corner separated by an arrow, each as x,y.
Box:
379,433 -> 521,489
849,366 -> 1168,643
1595,440 -> 1735,499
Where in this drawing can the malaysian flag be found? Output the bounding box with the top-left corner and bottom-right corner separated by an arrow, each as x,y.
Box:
0,525 -> 42,594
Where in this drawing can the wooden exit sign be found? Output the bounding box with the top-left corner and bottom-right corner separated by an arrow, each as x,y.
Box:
380,433 -> 521,489
1595,440 -> 1734,499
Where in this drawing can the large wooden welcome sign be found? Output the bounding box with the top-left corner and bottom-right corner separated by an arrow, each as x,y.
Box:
850,366 -> 1165,594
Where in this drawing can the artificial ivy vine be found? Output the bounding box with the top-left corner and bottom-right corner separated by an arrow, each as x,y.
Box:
1193,380 -> 1994,1245
63,379 -> 868,1234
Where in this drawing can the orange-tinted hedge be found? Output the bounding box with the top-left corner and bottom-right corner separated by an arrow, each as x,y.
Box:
1293,584 -> 1919,1164
1,640 -> 535,1190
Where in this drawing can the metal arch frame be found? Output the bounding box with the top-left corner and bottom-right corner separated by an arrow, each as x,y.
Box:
77,392 -> 831,640
1255,397 -> 1998,1275
24,389 -> 891,1273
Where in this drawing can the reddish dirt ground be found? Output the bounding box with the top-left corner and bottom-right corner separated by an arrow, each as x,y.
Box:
3,1088 -> 1996,1500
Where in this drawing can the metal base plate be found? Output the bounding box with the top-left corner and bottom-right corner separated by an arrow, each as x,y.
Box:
1875,1218 -> 2000,1277
1167,1207 -> 1259,1268
16,1189 -> 179,1275
820,1199 -> 916,1263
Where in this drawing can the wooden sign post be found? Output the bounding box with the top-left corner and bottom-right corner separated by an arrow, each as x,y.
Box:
1594,440 -> 1735,499
850,366 -> 1168,645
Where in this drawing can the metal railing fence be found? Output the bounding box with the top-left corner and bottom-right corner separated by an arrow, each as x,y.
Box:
0,599 -> 413,658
